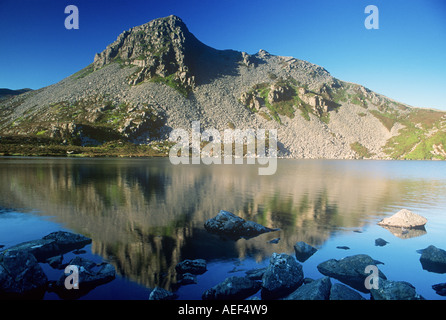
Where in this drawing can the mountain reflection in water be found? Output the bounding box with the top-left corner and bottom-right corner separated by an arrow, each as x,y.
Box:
0,157 -> 445,293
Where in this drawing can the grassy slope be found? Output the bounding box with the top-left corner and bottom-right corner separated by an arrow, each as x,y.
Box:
381,108 -> 446,160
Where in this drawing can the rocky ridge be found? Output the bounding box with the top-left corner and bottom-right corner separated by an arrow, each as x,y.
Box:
1,15 -> 445,160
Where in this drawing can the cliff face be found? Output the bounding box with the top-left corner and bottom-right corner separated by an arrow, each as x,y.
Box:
0,15 -> 445,160
93,15 -> 201,89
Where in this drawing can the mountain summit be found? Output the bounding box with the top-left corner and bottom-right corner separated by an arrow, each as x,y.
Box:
1,15 -> 445,159
93,15 -> 203,90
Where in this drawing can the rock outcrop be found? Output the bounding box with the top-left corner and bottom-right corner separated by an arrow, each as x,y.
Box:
93,15 -> 198,90
204,210 -> 279,239
267,83 -> 294,104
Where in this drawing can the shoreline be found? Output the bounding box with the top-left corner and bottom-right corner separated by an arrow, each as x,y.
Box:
1,135 -> 445,161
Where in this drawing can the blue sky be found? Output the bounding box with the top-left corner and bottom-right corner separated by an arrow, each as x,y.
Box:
0,0 -> 445,110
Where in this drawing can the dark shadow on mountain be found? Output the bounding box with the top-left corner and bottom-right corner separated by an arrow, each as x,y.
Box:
186,39 -> 266,86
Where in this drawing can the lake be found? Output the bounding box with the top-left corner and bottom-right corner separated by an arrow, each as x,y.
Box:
0,157 -> 445,300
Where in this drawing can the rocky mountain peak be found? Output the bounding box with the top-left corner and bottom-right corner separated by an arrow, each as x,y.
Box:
93,15 -> 203,89
1,15 -> 445,160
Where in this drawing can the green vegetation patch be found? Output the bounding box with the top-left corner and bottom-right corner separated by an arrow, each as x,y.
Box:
350,142 -> 375,159
150,74 -> 190,98
72,64 -> 95,79
0,135 -> 173,158
382,108 -> 446,159
370,110 -> 398,131
406,130 -> 446,160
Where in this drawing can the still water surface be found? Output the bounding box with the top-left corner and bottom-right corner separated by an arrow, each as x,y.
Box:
0,157 -> 445,299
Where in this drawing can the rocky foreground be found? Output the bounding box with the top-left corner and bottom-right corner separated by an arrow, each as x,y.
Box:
1,210 -> 446,300
156,210 -> 446,300
156,242 -> 446,300
0,231 -> 116,299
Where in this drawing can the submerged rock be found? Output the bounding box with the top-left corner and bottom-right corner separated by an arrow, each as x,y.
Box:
149,287 -> 177,300
375,238 -> 389,247
204,210 -> 279,239
202,276 -> 261,300
283,277 -> 331,300
245,267 -> 267,280
432,283 -> 446,296
294,241 -> 317,262
378,209 -> 427,229
317,254 -> 386,293
418,245 -> 446,273
3,231 -> 92,262
46,254 -> 64,269
329,283 -> 365,300
0,250 -> 48,299
175,259 -> 207,275
261,253 -> 304,299
370,279 -> 424,300
51,256 -> 116,299
0,230 -> 121,299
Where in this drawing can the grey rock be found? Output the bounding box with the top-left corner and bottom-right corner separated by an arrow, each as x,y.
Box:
245,267 -> 267,280
175,259 -> 207,275
375,238 -> 389,246
329,283 -> 365,300
241,52 -> 256,68
283,277 -> 331,300
261,253 -> 304,299
4,231 -> 92,262
377,209 -> 427,228
294,241 -> 317,262
0,249 -> 48,299
149,287 -> 177,300
202,276 -> 261,300
94,15 -> 196,90
178,273 -> 197,285
418,245 -> 446,273
46,254 -> 64,269
54,256 -> 115,293
43,231 -> 92,253
317,254 -> 386,293
204,210 -> 279,239
267,83 -> 293,104
370,279 -> 424,300
3,238 -> 57,262
432,283 -> 446,296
